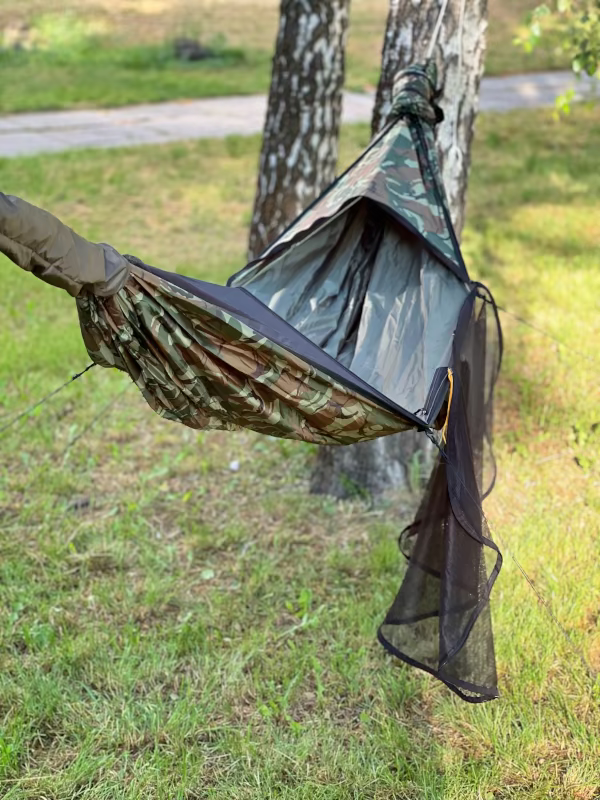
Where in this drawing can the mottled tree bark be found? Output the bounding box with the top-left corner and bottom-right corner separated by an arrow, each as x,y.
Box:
247,0 -> 350,261
312,0 -> 488,499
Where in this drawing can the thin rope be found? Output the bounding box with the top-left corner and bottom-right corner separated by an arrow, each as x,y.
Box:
0,363 -> 96,436
424,0 -> 597,371
427,0 -> 452,59
3,381 -> 133,503
453,0 -> 467,154
62,381 -> 131,461
424,428 -> 598,683
496,304 -> 599,366
476,291 -> 598,366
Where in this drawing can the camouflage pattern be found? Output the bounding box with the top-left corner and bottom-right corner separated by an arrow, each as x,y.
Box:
76,265 -> 414,445
0,61 -> 459,447
389,62 -> 444,126
231,63 -> 464,288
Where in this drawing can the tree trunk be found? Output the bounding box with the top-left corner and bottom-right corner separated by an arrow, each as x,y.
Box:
311,0 -> 488,499
247,0 -> 350,261
371,0 -> 488,235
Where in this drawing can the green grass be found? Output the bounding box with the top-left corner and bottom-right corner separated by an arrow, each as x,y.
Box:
0,48 -> 272,113
0,40 -> 272,113
0,108 -> 599,798
0,0 -> 570,114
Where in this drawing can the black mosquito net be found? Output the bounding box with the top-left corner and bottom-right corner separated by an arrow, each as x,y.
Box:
379,285 -> 503,701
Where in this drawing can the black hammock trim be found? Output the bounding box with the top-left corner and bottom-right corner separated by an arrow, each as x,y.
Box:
130,255 -> 433,430
228,117 -> 469,288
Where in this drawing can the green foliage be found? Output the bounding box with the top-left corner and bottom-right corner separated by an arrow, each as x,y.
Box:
555,0 -> 600,76
515,0 -> 600,114
519,1 -> 600,110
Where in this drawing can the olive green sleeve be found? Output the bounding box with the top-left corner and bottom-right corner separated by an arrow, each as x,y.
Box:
0,192 -> 129,297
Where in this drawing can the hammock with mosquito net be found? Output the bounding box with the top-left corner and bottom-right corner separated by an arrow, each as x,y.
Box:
0,63 -> 503,702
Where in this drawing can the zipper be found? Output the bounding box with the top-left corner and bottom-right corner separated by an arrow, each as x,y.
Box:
420,366 -> 451,427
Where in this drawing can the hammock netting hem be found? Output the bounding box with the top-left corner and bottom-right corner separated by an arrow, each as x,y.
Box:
0,63 -> 503,702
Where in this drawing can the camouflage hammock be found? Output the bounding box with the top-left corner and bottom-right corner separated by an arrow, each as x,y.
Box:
0,63 -> 503,702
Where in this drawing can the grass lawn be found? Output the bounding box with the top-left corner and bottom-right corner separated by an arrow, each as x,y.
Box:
0,0 -> 569,113
0,108 -> 599,798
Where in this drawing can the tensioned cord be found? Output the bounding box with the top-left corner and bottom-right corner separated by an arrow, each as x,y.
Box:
496,303 -> 599,366
427,0 -> 452,60
62,381 -> 131,461
0,303 -> 596,684
449,0 -> 467,164
423,428 -> 598,684
0,363 -> 96,436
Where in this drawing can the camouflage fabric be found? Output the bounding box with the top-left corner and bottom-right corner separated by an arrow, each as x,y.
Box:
76,265 -> 414,445
231,62 -> 465,287
0,59 -> 459,446
389,62 -> 444,126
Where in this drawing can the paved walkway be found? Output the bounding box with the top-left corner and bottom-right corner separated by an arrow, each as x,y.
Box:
1,71 -> 597,158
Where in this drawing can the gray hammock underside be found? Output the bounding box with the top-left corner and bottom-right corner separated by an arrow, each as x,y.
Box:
234,200 -> 468,415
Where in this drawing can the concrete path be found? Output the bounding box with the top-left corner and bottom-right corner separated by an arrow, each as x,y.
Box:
1,70 -> 597,158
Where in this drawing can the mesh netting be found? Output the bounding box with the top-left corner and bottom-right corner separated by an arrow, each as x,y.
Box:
379,285 -> 503,701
